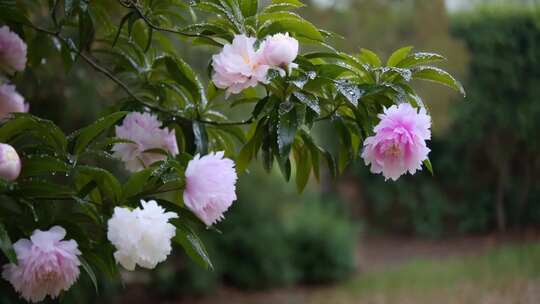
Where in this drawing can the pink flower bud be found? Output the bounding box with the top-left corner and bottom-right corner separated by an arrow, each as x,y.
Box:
361,103 -> 431,181
260,33 -> 299,68
0,143 -> 21,181
0,26 -> 27,75
0,84 -> 29,120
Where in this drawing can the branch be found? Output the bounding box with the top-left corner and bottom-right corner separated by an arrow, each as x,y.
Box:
315,102 -> 343,122
25,24 -> 252,126
123,0 -> 225,45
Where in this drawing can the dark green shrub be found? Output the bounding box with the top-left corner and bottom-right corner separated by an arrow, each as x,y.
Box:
286,201 -> 358,284
214,199 -> 298,289
151,252 -> 220,297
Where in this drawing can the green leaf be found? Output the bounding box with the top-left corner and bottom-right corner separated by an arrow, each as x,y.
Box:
192,121 -> 208,155
335,80 -> 364,107
272,0 -> 304,5
293,91 -> 320,115
294,145 -> 311,193
0,222 -> 17,264
412,66 -> 466,96
320,149 -> 337,178
76,166 -> 122,203
121,168 -> 154,201
78,9 -> 95,49
79,256 -> 98,293
72,112 -> 128,155
423,158 -> 434,176
239,0 -> 258,17
387,46 -> 414,67
258,12 -> 323,41
277,108 -> 298,158
299,131 -> 320,182
173,221 -> 214,270
14,180 -> 74,199
262,2 -> 303,13
397,52 -> 446,68
236,120 -> 265,173
157,56 -> 208,108
60,39 -> 77,72
20,156 -> 70,178
359,48 -> 382,67
278,156 -> 292,181
0,114 -> 67,152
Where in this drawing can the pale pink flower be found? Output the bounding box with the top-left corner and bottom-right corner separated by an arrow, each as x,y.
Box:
361,103 -> 431,181
260,33 -> 299,75
0,143 -> 21,181
183,151 -> 238,226
0,26 -> 27,75
0,84 -> 29,120
2,226 -> 81,303
212,35 -> 270,97
112,112 -> 179,172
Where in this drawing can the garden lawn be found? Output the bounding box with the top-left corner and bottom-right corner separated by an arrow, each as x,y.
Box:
309,243 -> 540,304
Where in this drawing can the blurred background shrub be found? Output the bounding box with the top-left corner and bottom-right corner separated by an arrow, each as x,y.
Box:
148,168 -> 358,296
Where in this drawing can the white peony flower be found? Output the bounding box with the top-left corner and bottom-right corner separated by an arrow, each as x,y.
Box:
107,200 -> 178,271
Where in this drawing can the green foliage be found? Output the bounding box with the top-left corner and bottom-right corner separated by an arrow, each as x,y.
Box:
0,0 -> 462,298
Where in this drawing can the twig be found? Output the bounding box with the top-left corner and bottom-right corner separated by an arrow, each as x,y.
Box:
25,24 -> 252,126
124,0 -> 224,45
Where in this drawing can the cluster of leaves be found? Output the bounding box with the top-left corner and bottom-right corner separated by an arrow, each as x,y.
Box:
0,0 -> 463,292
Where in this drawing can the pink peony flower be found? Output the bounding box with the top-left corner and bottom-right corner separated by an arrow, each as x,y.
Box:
0,26 -> 27,75
361,103 -> 431,181
2,226 -> 81,303
0,143 -> 21,181
212,35 -> 270,97
183,151 -> 238,226
112,112 -> 179,172
260,33 -> 299,75
0,84 -> 29,120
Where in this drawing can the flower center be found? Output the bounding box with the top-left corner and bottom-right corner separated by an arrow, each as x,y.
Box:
41,271 -> 59,282
385,144 -> 401,158
241,53 -> 258,70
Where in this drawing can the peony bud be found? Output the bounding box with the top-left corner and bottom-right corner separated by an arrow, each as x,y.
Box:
260,33 -> 299,73
0,143 -> 21,181
0,84 -> 29,120
0,26 -> 27,75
